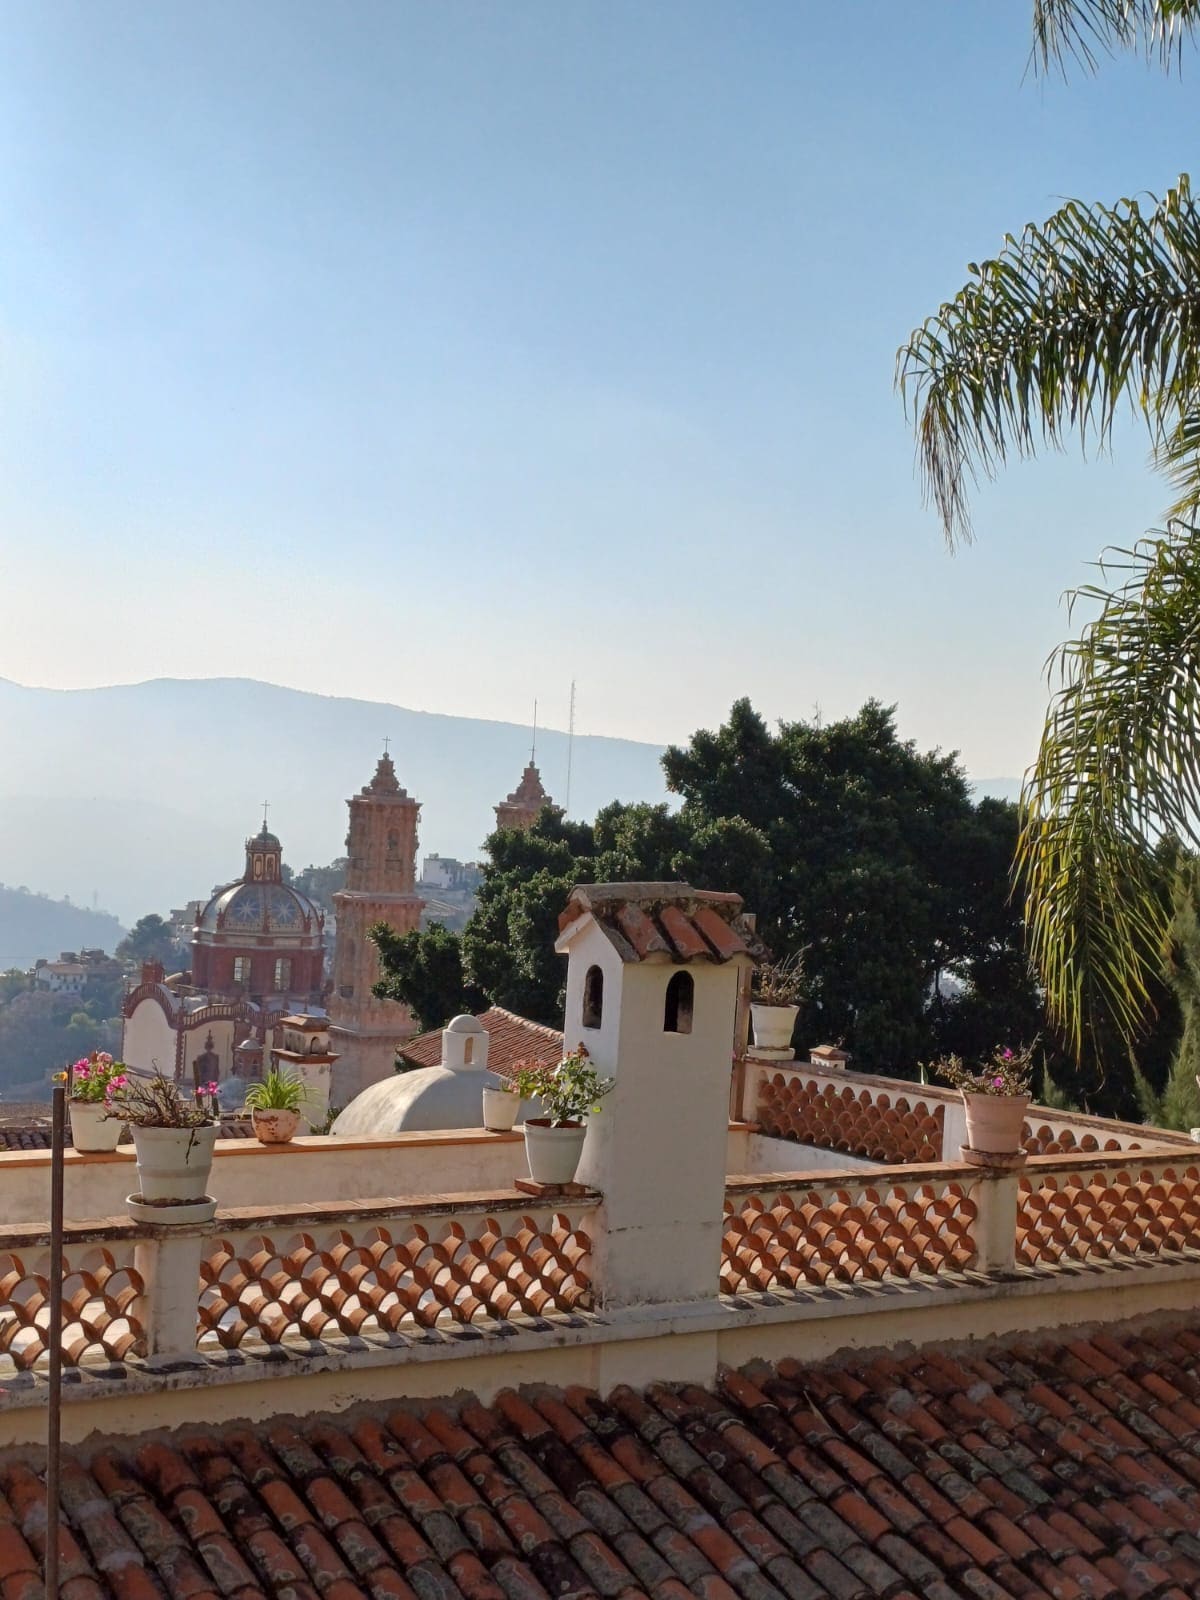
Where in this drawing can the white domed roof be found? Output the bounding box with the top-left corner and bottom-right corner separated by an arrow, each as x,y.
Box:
445,1013 -> 485,1035
331,1059 -> 491,1137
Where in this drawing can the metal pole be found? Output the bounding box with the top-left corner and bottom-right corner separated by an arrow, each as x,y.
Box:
45,1082 -> 65,1598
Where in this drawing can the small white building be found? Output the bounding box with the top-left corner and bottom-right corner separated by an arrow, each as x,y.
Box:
555,881 -> 762,1308
32,959 -> 87,996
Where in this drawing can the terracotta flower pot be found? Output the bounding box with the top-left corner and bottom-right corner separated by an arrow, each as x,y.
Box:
251,1108 -> 300,1145
69,1100 -> 123,1154
482,1086 -> 521,1132
129,1123 -> 218,1223
750,1003 -> 799,1052
523,1120 -> 587,1185
962,1092 -> 1030,1155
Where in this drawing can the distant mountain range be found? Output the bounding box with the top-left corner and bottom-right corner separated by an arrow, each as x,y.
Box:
0,675 -> 1026,934
0,885 -> 125,971
0,676 -> 670,924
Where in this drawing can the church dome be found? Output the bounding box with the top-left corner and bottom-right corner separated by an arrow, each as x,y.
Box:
198,880 -> 320,935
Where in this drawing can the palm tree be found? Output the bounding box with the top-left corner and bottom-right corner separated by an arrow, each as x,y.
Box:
898,1 -> 1200,1062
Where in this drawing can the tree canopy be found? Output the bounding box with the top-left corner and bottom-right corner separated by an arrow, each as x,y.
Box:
115,914 -> 181,971
375,698 -> 1069,1086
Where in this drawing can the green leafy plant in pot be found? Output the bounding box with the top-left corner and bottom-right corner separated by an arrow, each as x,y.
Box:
503,1044 -> 614,1185
244,1069 -> 307,1145
121,1070 -> 220,1223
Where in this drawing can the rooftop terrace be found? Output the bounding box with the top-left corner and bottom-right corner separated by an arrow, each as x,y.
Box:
7,881 -> 1200,1599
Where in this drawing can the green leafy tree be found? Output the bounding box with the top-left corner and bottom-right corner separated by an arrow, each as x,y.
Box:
383,700 -> 1055,1078
0,969 -> 28,1005
371,921 -> 484,1034
116,914 -> 181,971
899,0 -> 1200,1063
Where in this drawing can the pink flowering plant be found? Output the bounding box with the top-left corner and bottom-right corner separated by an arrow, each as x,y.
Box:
54,1052 -> 129,1107
933,1043 -> 1036,1098
499,1043 -> 614,1127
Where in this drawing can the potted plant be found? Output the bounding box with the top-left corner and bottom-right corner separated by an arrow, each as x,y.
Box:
934,1045 -> 1035,1155
506,1044 -> 614,1185
55,1053 -> 130,1153
750,952 -> 807,1052
122,1071 -> 220,1223
244,1069 -> 307,1144
482,1061 -> 526,1132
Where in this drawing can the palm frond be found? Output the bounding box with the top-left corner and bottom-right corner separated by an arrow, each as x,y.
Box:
1159,410 -> 1200,519
898,177 -> 1200,547
1032,0 -> 1200,75
1017,524 -> 1200,1055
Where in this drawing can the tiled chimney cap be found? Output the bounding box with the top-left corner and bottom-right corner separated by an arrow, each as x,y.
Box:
810,1044 -> 851,1063
557,882 -> 766,965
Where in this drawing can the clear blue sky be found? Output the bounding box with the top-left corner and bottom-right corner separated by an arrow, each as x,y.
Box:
0,2 -> 1191,779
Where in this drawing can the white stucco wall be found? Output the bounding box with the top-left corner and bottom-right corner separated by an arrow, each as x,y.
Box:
564,916 -> 748,1307
0,1131 -> 529,1224
121,999 -> 178,1079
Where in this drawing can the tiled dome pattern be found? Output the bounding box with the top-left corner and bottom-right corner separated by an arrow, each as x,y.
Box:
755,1073 -> 945,1164
198,1212 -> 593,1350
0,1243 -> 145,1370
722,1179 -> 977,1295
1023,1122 -> 1143,1156
1016,1162 -> 1200,1269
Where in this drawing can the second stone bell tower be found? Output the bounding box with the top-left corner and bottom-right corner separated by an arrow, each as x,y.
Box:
327,748 -> 425,1103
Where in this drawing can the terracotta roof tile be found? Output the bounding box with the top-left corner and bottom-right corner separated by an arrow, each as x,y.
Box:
25,1320 -> 1200,1598
398,1007 -> 563,1074
557,884 -> 765,966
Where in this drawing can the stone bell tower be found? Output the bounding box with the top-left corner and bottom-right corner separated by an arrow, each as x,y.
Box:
327,748 -> 425,1104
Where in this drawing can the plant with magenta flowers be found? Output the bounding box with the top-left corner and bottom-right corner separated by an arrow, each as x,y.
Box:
931,1043 -> 1036,1098
54,1052 -> 130,1107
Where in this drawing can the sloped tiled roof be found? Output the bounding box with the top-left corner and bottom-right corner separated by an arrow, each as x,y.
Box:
12,1321 -> 1200,1598
558,882 -> 766,965
398,1005 -> 564,1073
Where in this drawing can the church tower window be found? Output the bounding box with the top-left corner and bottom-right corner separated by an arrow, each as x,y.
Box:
274,957 -> 291,991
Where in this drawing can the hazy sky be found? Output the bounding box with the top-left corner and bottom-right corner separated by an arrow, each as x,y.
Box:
0,3 -> 1192,777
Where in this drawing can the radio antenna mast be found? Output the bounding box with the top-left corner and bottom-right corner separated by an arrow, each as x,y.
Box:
565,680 -> 576,814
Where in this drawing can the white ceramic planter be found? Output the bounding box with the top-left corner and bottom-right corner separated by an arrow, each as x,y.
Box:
962,1092 -> 1030,1155
251,1108 -> 300,1145
750,1003 -> 799,1052
69,1100 -> 123,1154
482,1086 -> 521,1132
129,1123 -> 218,1222
523,1120 -> 587,1186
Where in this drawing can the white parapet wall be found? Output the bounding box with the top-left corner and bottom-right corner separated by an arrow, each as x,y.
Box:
0,1122 -> 812,1226
0,1129 -> 528,1224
